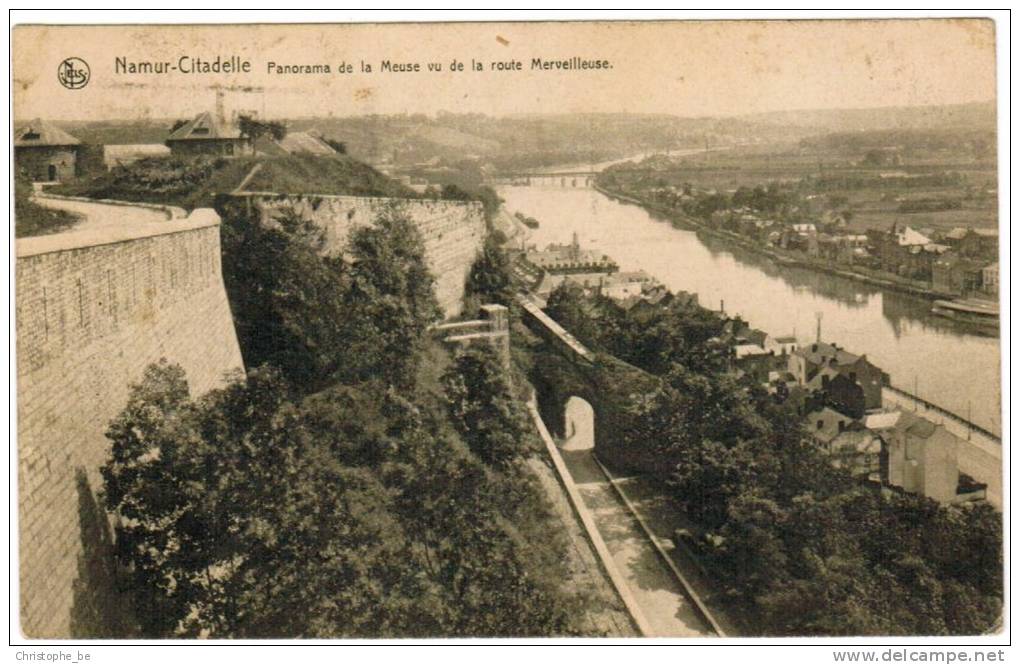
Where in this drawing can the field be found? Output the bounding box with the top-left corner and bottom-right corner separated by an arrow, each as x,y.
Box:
617,139 -> 999,234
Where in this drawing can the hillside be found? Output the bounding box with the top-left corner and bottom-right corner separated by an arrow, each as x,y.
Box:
739,101 -> 997,134
50,153 -> 417,210
14,175 -> 81,237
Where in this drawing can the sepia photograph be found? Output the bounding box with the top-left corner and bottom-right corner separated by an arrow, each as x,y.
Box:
7,10 -> 1009,652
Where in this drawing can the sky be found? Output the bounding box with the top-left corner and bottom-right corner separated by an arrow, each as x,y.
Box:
13,19 -> 997,122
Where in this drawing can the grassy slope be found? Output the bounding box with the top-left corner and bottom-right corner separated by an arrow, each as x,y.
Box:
51,153 -> 418,210
14,178 -> 81,238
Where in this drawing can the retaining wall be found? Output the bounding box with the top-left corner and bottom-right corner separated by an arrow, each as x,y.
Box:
16,209 -> 244,638
243,193 -> 486,318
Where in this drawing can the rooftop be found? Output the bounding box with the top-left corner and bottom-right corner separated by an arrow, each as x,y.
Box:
794,341 -> 862,367
167,112 -> 243,142
807,407 -> 856,444
896,226 -> 932,247
14,120 -> 81,147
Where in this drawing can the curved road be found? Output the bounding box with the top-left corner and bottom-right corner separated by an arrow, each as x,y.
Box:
31,194 -> 176,233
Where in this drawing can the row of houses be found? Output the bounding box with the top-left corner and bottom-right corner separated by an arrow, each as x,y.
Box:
724,331 -> 987,506
804,405 -> 986,505
14,112 -> 339,184
710,317 -> 986,506
865,223 -> 998,295
511,233 -> 987,508
509,233 -> 696,318
704,204 -> 998,297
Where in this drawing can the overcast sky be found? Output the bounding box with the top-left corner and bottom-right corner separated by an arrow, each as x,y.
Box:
13,19 -> 997,122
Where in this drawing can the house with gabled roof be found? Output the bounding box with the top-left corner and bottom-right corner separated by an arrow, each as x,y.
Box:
165,112 -> 253,158
14,119 -> 81,182
788,340 -> 887,412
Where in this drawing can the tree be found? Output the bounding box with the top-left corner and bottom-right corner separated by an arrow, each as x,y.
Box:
440,183 -> 503,222
219,202 -> 349,392
219,201 -> 440,393
101,361 -> 206,636
443,345 -> 531,466
340,206 -> 442,388
237,114 -> 287,141
465,233 -> 514,307
544,282 -> 601,349
102,362 -> 425,637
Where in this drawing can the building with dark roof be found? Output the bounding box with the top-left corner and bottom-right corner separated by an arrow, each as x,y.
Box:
14,119 -> 81,182
788,341 -> 887,411
523,233 -> 619,275
165,112 -> 253,158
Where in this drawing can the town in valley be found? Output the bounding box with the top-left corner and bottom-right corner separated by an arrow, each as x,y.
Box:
12,19 -> 1003,642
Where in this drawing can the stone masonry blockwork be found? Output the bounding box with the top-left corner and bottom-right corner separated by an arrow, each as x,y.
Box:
16,219 -> 244,638
247,194 -> 486,318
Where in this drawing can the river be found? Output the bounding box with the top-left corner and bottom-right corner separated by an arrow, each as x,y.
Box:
498,183 -> 1002,436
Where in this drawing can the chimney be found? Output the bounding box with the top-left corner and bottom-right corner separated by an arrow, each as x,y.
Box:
815,311 -> 823,343
720,299 -> 725,314
215,88 -> 226,126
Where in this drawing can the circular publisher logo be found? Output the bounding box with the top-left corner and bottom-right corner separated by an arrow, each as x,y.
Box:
58,57 -> 90,89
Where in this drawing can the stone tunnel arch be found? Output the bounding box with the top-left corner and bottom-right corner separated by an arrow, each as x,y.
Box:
528,346 -> 665,473
562,396 -> 595,451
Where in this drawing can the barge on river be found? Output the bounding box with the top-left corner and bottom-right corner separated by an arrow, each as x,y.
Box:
931,297 -> 999,333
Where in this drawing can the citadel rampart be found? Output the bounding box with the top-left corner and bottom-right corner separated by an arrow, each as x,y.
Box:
16,210 -> 244,637
239,193 -> 486,317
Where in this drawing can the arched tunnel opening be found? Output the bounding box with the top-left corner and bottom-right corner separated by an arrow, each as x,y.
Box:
562,396 -> 595,451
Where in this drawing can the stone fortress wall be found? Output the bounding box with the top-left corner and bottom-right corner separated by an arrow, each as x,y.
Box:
243,193 -> 486,318
17,190 -> 485,637
16,210 -> 244,637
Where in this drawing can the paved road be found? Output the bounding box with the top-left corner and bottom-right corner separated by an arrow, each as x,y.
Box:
32,195 -> 175,233
559,444 -> 714,637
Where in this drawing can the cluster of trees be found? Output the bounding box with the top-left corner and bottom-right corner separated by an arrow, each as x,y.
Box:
14,174 -> 80,237
463,230 -> 515,311
806,171 -> 966,192
101,205 -> 581,637
236,114 -> 287,142
542,283 -> 1003,636
431,183 -> 503,223
897,197 -> 964,213
219,202 -> 439,392
798,128 -> 996,161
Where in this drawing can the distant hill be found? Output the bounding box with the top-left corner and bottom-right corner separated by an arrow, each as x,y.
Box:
737,101 -> 996,134
48,102 -> 998,176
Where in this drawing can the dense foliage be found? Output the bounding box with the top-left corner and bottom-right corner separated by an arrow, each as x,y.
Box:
442,346 -> 535,466
52,154 -> 417,210
464,232 -> 515,308
14,175 -> 80,237
103,202 -> 580,637
438,183 -> 503,223
542,282 -> 1002,636
237,114 -> 287,141
220,202 -> 440,391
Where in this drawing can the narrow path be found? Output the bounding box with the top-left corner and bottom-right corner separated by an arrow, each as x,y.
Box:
559,446 -> 715,637
32,194 -> 174,233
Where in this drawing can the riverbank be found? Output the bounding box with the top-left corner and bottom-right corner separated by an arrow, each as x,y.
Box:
593,184 -> 975,307
593,184 -> 1003,440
